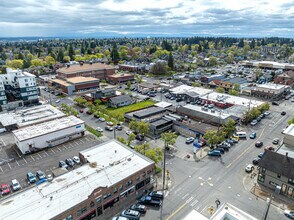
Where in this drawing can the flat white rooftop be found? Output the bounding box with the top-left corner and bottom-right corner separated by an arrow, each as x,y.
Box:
202,92 -> 264,109
210,203 -> 259,220
183,104 -> 231,119
255,83 -> 286,90
13,116 -> 84,141
0,140 -> 154,220
0,105 -> 65,127
170,85 -> 212,96
154,101 -> 172,108
284,124 -> 294,137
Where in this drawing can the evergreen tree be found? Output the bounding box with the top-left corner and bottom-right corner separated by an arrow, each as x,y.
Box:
168,52 -> 174,70
57,50 -> 64,62
68,44 -> 75,61
81,44 -> 85,55
238,39 -> 244,48
18,52 -> 24,60
23,59 -> 31,68
110,43 -> 120,61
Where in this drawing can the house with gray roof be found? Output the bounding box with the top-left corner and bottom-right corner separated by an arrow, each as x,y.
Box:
109,94 -> 132,108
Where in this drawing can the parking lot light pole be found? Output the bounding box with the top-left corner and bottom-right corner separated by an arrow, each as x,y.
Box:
113,127 -> 116,139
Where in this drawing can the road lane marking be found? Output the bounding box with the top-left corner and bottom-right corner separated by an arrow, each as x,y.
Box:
57,147 -> 62,152
0,166 -> 3,172
15,160 -> 20,166
174,187 -> 182,194
191,199 -> 198,207
273,116 -> 285,127
30,155 -> 35,161
1,138 -> 6,146
226,127 -> 266,168
7,162 -> 11,169
23,157 -> 27,164
166,202 -> 187,220
186,196 -> 194,204
182,193 -> 189,200
200,205 -> 208,213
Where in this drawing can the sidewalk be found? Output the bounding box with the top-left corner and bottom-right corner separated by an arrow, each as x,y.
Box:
154,171 -> 173,192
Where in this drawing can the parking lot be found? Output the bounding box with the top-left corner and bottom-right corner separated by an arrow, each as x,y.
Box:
0,133 -> 101,196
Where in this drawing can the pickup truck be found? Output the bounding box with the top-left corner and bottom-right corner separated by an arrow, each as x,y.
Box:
138,196 -> 162,207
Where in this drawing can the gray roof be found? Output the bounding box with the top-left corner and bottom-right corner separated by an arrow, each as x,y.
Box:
224,77 -> 248,85
133,107 -> 165,119
259,150 -> 294,179
110,94 -> 132,104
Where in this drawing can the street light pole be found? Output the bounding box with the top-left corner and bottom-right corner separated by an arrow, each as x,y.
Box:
114,127 -> 116,139
262,197 -> 272,220
160,140 -> 167,220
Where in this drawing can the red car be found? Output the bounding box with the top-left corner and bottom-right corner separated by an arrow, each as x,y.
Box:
1,183 -> 11,195
79,109 -> 84,113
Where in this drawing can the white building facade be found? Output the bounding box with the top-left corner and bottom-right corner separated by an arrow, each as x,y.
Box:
13,116 -> 85,154
0,77 -> 7,105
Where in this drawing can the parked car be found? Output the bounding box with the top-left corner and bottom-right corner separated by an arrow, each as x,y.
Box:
185,137 -> 195,144
36,170 -> 46,180
272,101 -> 279,106
94,114 -> 100,118
264,146 -> 275,151
256,117 -> 261,122
11,179 -> 21,191
106,121 -> 114,126
73,156 -> 81,164
272,138 -> 279,145
250,120 -> 258,126
215,148 -> 225,154
281,111 -> 286,116
65,158 -> 75,167
55,99 -> 60,103
116,125 -> 123,130
258,152 -> 264,158
27,172 -> 37,183
96,127 -> 103,132
120,209 -> 141,220
139,196 -> 162,207
99,117 -> 105,122
86,110 -> 92,115
255,141 -> 263,147
1,183 -> 11,195
252,158 -> 260,165
126,130 -> 132,135
136,134 -> 144,141
284,210 -> 294,219
208,150 -> 221,157
245,164 -> 254,173
250,132 -> 257,139
79,109 -> 84,113
148,191 -> 164,199
59,160 -> 68,169
112,217 -> 129,220
47,174 -> 53,182
264,111 -> 270,116
129,204 -> 147,214
105,126 -> 114,131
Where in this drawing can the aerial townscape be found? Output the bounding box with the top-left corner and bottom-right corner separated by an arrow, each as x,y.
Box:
0,1 -> 294,220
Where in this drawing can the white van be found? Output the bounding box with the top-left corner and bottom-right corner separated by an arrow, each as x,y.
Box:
236,132 -> 247,139
0,128 -> 6,134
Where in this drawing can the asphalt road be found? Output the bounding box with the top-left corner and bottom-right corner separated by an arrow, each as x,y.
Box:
142,101 -> 293,220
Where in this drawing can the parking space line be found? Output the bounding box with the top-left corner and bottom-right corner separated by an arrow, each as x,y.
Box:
74,140 -> 79,145
79,139 -> 85,143
7,162 -> 11,169
23,157 -> 27,164
51,148 -> 55,154
44,151 -> 49,156
1,138 -> 6,146
69,143 -> 74,148
57,147 -> 62,152
37,153 -> 42,158
30,155 -> 35,161
0,166 -> 3,173
16,160 -> 20,166
62,144 -> 68,149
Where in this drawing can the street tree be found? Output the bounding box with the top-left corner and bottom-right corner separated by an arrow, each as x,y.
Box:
150,61 -> 168,75
203,130 -> 220,147
208,56 -> 217,66
221,118 -> 236,137
129,121 -> 150,137
288,118 -> 294,125
127,133 -> 136,147
168,52 -> 174,70
68,44 -> 75,61
192,82 -> 201,87
110,43 -> 120,61
216,87 -> 225,93
145,148 -> 163,163
228,89 -> 238,96
6,59 -> 23,69
161,132 -> 178,150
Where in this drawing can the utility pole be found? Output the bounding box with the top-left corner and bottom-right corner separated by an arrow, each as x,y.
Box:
113,127 -> 116,139
160,140 -> 167,220
262,197 -> 271,220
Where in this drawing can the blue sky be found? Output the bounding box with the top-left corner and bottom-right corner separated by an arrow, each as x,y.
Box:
0,0 -> 294,37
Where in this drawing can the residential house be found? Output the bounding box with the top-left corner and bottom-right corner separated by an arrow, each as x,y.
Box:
109,94 -> 132,108
274,71 -> 294,87
91,88 -> 116,102
258,150 -> 294,199
208,79 -> 221,89
200,74 -> 225,85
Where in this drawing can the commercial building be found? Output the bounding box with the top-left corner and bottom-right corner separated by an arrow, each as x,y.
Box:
0,140 -> 155,220
184,203 -> 258,220
57,63 -> 115,79
106,73 -> 135,84
200,74 -> 226,84
0,104 -> 65,131
169,85 -> 212,101
13,116 -> 85,154
274,71 -> 294,87
50,76 -> 100,95
176,104 -> 236,125
109,94 -> 132,108
91,87 -> 117,102
125,106 -> 167,122
251,83 -> 290,100
239,60 -> 294,71
118,64 -> 138,72
0,68 -> 38,106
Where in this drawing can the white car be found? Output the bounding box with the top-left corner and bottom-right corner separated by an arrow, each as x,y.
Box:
73,156 -> 81,164
106,121 -> 114,126
47,174 -> 53,182
55,99 -> 60,103
284,210 -> 294,219
245,164 -> 254,173
250,120 -> 258,126
11,179 -> 21,191
96,127 -> 103,132
126,130 -> 132,135
264,111 -> 270,116
99,117 -> 106,122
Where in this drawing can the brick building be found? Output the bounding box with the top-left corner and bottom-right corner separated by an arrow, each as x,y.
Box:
274,71 -> 294,87
0,140 -> 155,220
106,73 -> 135,84
50,76 -> 99,95
57,63 -> 115,80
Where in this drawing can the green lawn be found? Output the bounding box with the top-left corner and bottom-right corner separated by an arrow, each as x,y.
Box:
106,100 -> 155,118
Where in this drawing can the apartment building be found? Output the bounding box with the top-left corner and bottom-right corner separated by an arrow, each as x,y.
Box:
0,77 -> 7,105
0,68 -> 38,105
